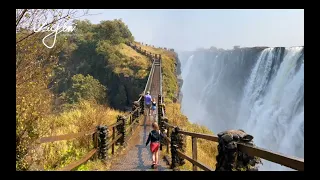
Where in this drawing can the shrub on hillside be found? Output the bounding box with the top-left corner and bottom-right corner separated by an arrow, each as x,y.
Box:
64,74 -> 107,104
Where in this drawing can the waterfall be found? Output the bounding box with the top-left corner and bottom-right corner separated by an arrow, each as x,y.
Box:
178,47 -> 304,171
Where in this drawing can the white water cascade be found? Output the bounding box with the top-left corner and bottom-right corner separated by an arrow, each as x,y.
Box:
179,47 -> 304,171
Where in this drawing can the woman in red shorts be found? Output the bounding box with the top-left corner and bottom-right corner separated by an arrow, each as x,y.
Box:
145,122 -> 167,168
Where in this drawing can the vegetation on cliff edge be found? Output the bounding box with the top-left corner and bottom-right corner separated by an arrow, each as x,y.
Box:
134,42 -> 178,102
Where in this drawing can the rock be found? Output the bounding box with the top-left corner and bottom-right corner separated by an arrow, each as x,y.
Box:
221,134 -> 233,143
232,134 -> 240,141
242,134 -> 254,142
226,142 -> 237,150
226,130 -> 247,139
248,159 -> 257,166
218,132 -> 225,137
215,129 -> 260,171
248,168 -> 258,171
245,142 -> 254,146
241,152 -> 248,160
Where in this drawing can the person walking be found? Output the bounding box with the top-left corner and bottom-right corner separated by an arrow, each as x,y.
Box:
145,122 -> 167,168
144,91 -> 152,116
151,98 -> 157,119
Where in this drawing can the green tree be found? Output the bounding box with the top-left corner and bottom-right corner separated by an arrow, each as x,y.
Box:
65,74 -> 107,104
112,84 -> 127,109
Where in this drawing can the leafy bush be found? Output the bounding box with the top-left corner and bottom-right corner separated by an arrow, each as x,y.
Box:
64,74 -> 107,104
53,19 -> 148,110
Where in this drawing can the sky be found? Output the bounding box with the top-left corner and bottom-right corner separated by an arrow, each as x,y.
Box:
78,9 -> 304,51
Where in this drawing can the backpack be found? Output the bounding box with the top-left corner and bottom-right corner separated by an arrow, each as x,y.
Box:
150,130 -> 162,141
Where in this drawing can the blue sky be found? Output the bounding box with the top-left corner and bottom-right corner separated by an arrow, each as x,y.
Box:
78,9 -> 304,51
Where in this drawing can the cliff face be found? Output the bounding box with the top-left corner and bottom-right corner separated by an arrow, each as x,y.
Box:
106,72 -> 147,111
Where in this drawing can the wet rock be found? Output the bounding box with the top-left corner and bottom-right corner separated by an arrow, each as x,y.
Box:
243,134 -> 254,141
226,142 -> 237,150
170,126 -> 186,170
221,134 -> 233,143
217,132 -> 225,137
232,134 -> 240,141
215,129 -> 261,171
248,168 -> 258,171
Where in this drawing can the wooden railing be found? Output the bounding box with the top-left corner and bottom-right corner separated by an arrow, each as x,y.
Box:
162,120 -> 304,171
37,107 -> 141,171
37,129 -> 97,171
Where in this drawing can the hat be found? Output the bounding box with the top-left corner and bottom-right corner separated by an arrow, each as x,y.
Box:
147,91 -> 150,94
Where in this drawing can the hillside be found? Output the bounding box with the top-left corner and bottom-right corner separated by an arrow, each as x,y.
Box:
51,19 -> 151,110
134,42 -> 178,102
16,14 -> 152,171
115,43 -> 150,79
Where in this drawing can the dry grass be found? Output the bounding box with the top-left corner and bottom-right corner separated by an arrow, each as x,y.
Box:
114,43 -> 151,79
118,43 -> 149,67
76,160 -> 110,171
40,101 -> 121,136
134,42 -> 178,101
162,100 -> 218,171
134,42 -> 176,60
181,136 -> 217,171
34,100 -> 124,170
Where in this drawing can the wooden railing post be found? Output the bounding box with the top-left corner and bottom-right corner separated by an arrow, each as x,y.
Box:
133,101 -> 140,123
97,125 -> 108,160
159,117 -> 167,151
140,95 -> 145,115
160,117 -> 168,151
92,129 -> 99,159
158,94 -> 162,124
116,115 -> 126,146
112,126 -> 115,155
215,130 -> 261,171
167,127 -> 170,154
170,126 -> 186,171
192,137 -> 198,171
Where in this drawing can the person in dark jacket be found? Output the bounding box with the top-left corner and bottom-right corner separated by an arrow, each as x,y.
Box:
146,122 -> 167,168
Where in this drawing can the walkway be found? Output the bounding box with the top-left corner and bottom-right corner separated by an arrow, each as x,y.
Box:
108,59 -> 170,171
